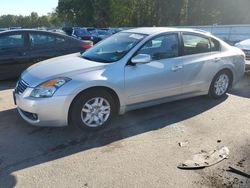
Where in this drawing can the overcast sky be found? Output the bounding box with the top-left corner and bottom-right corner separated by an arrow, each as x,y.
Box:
0,0 -> 58,16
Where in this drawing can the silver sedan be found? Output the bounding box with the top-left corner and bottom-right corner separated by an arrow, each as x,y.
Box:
14,27 -> 245,130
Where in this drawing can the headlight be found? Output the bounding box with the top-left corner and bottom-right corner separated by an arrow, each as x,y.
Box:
30,78 -> 71,98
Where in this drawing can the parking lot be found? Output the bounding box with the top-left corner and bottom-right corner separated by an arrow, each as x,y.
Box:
0,74 -> 249,188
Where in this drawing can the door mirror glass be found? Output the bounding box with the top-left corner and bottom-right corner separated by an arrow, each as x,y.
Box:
131,54 -> 151,64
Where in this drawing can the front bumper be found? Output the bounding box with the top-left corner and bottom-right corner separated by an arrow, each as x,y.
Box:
15,89 -> 72,127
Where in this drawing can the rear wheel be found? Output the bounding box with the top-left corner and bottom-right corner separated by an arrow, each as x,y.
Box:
209,70 -> 232,99
69,89 -> 116,131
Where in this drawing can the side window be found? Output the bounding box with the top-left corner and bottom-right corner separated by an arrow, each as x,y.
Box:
136,34 -> 179,60
210,38 -> 220,52
29,33 -> 57,48
182,34 -> 211,55
0,34 -> 24,49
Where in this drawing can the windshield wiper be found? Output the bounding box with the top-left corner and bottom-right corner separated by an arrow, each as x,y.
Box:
82,56 -> 94,61
82,55 -> 111,63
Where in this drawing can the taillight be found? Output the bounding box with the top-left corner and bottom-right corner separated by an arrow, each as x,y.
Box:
82,43 -> 93,49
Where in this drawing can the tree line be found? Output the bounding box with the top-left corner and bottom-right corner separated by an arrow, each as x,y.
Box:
1,0 -> 250,28
57,0 -> 250,27
0,12 -> 60,28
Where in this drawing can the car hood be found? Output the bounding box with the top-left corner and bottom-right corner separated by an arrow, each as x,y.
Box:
22,53 -> 106,87
235,39 -> 250,50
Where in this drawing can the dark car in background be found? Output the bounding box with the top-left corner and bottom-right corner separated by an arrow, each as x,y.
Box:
107,28 -> 123,34
0,29 -> 93,80
62,26 -> 73,36
72,27 -> 94,41
89,29 -> 111,44
63,27 -> 123,44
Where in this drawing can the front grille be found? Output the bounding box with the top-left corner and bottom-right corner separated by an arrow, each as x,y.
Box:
243,50 -> 250,60
16,79 -> 29,94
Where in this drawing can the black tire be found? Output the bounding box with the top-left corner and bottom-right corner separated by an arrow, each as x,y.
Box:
209,70 -> 232,99
69,89 -> 116,131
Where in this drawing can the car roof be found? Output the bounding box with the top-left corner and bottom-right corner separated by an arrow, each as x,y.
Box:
123,27 -> 211,36
0,29 -> 67,36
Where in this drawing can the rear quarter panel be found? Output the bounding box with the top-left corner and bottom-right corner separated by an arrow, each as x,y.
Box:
218,48 -> 245,85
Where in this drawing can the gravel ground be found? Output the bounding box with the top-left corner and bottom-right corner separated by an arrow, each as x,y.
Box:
0,75 -> 249,188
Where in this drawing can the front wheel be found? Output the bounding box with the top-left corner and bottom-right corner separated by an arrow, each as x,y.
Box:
69,90 -> 116,131
209,70 -> 232,99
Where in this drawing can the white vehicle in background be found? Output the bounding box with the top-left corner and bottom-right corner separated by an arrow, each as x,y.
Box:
235,39 -> 250,70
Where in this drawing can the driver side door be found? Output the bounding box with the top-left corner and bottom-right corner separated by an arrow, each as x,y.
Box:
124,33 -> 184,105
0,32 -> 29,80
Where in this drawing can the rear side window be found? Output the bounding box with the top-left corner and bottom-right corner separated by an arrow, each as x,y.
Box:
30,33 -> 65,48
0,34 -> 24,49
29,33 -> 65,48
182,34 -> 211,55
210,38 -> 220,51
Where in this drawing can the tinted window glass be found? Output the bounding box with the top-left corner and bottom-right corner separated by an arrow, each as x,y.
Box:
0,34 -> 24,49
30,33 -> 57,47
210,38 -> 220,51
137,34 -> 179,60
183,34 -> 211,55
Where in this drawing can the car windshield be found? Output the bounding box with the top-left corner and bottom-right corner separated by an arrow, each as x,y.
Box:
82,32 -> 146,63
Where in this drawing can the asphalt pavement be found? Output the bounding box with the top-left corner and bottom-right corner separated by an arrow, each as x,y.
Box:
0,75 -> 249,188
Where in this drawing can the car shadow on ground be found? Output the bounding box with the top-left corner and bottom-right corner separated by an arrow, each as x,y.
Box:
0,93 -> 228,187
230,73 -> 250,98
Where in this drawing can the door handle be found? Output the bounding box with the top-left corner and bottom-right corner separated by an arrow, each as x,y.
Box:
171,65 -> 183,71
214,57 -> 221,62
19,52 -> 26,56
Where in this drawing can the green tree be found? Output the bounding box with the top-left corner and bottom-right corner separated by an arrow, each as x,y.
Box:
2,0 -> 250,28
0,12 -> 62,28
57,0 -> 94,26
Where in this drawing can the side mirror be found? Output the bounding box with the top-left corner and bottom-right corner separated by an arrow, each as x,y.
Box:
131,54 -> 151,64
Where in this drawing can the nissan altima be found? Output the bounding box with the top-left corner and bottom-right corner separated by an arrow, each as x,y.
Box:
14,27 -> 245,130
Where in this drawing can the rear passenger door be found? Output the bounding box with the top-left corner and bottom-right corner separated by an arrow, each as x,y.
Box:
0,32 -> 29,79
180,32 -> 221,94
26,32 -> 68,64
